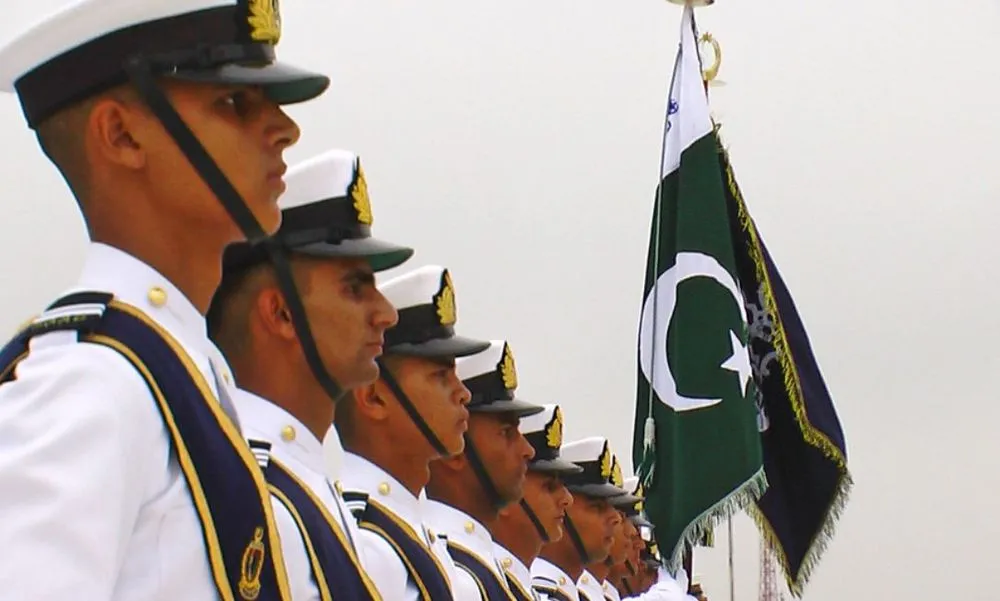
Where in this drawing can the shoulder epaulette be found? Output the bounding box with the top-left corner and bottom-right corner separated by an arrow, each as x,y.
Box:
19,291 -> 114,340
248,439 -> 273,469
341,490 -> 369,519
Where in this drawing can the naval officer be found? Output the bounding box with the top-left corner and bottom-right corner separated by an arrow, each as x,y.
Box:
426,339 -> 543,600
0,0 -> 327,598
335,265 -> 489,600
208,149 -> 412,600
490,404 -> 580,601
577,455 -> 641,601
531,437 -> 633,601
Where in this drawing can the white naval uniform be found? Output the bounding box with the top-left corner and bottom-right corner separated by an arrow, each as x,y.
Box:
603,580 -> 621,601
617,569 -> 698,601
493,543 -> 540,601
233,389 -> 369,601
0,243 -> 236,600
577,569 -> 606,601
424,499 -> 509,600
531,557 -> 580,601
339,452 -> 461,601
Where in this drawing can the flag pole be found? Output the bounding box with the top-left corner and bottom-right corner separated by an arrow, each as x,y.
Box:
728,516 -> 736,601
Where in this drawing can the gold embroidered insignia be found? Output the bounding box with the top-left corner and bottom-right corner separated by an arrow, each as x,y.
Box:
238,527 -> 266,600
545,406 -> 563,450
351,160 -> 373,225
599,443 -> 612,480
500,343 -> 517,390
435,270 -> 456,326
611,457 -> 624,488
247,0 -> 281,45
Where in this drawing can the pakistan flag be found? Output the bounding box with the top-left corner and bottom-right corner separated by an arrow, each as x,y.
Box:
632,5 -> 765,568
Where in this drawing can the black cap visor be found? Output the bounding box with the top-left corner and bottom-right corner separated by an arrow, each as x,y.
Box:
467,396 -> 544,418
529,457 -> 584,475
168,60 -> 330,105
295,237 -> 414,273
386,335 -> 490,360
566,482 -> 632,499
629,514 -> 655,528
610,492 -> 643,508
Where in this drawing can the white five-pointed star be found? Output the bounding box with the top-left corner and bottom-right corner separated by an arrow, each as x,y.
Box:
720,329 -> 752,395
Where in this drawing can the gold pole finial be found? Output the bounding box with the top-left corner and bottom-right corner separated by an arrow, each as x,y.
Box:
699,32 -> 725,87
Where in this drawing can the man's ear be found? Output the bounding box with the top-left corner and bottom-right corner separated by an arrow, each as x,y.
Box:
355,383 -> 390,421
89,94 -> 146,171
255,286 -> 296,341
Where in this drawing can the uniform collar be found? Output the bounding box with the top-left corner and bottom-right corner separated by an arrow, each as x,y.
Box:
494,542 -> 533,599
76,242 -> 234,385
423,499 -> 499,568
602,579 -> 621,601
340,452 -> 430,538
531,557 -> 579,601
231,388 -> 327,476
577,570 -> 605,601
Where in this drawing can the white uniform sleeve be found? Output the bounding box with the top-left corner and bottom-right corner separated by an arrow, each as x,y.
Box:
270,497 -> 321,601
0,339 -> 163,599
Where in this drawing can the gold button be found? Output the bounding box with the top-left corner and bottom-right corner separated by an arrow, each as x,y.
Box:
377,482 -> 390,496
223,372 -> 231,385
427,529 -> 436,543
581,576 -> 589,584
558,576 -> 566,585
147,286 -> 167,307
501,557 -> 512,569
280,425 -> 296,442
334,481 -> 343,494
464,521 -> 475,534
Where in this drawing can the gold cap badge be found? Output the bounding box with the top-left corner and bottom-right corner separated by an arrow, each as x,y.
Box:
545,407 -> 563,450
599,443 -> 612,480
611,457 -> 624,488
351,159 -> 373,225
434,270 -> 456,326
247,0 -> 281,45
500,343 -> 517,390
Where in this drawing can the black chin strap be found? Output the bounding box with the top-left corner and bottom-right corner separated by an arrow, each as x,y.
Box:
563,513 -> 591,565
519,498 -> 550,543
625,559 -> 637,576
376,358 -> 448,456
463,433 -> 505,509
124,57 -> 344,403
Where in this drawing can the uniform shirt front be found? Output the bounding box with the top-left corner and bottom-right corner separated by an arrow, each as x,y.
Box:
0,242 -> 236,600
424,498 -> 509,600
603,580 -> 621,601
531,557 -> 580,601
494,542 -> 539,601
340,452 -> 461,601
234,388 -> 368,601
577,569 -> 606,601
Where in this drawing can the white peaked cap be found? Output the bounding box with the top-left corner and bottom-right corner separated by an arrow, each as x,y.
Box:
0,0 -> 228,90
379,265 -> 489,359
561,436 -> 609,464
380,265 -> 450,312
560,437 -> 636,499
456,340 -> 543,417
281,149 -> 359,211
519,403 -> 557,435
519,404 -> 582,475
0,0 -> 328,128
456,339 -> 507,381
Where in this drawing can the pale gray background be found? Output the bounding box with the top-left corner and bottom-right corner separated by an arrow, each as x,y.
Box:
2,1 -> 999,599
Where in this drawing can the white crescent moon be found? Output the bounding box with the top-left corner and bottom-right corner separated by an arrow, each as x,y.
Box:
639,251 -> 747,412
